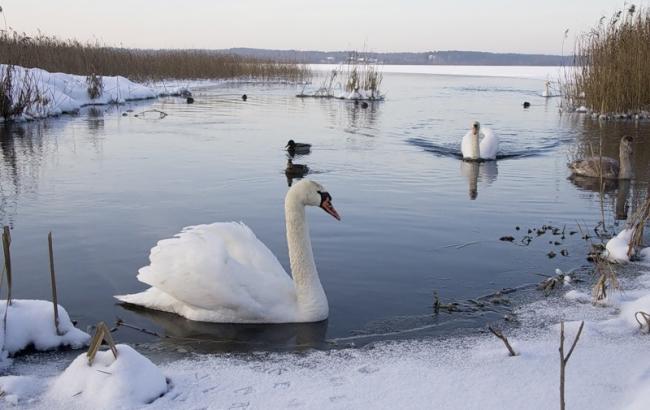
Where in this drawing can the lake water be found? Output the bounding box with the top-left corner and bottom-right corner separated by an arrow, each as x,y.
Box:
1,66 -> 648,352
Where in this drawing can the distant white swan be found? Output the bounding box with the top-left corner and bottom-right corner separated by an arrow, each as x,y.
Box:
569,136 -> 633,179
542,80 -> 552,97
115,179 -> 340,323
461,121 -> 498,161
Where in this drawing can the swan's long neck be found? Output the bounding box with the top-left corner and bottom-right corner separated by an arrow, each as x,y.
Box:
619,144 -> 633,179
470,131 -> 480,159
285,194 -> 328,321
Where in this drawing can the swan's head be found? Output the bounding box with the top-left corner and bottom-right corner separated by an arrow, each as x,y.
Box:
289,179 -> 340,220
620,136 -> 633,156
472,121 -> 480,134
286,140 -> 296,148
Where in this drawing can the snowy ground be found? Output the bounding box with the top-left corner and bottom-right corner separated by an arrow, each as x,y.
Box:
0,65 -> 234,122
0,259 -> 648,409
311,64 -> 570,80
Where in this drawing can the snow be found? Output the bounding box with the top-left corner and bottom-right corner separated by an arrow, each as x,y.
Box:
0,376 -> 45,406
311,64 -> 568,80
604,228 -> 649,263
0,299 -> 90,367
0,65 -> 213,122
46,344 -> 168,409
1,267 -> 650,409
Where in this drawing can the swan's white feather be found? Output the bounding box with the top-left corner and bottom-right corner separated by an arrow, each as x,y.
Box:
461,127 -> 498,160
116,222 -> 299,323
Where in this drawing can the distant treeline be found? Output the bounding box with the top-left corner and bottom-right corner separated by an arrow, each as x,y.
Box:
223,48 -> 572,66
0,31 -> 310,82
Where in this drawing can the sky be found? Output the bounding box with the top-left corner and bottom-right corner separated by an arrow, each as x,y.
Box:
0,0 -> 645,54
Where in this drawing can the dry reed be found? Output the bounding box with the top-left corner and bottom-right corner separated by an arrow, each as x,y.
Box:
0,30 -> 311,82
565,5 -> 650,114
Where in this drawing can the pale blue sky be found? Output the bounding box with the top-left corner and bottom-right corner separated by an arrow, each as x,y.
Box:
0,0 -> 643,53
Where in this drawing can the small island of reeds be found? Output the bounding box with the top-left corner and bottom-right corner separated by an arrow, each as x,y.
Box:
564,5 -> 650,120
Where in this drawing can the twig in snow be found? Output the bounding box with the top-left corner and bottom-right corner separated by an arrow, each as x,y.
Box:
559,321 -> 585,410
488,326 -> 517,356
48,232 -> 62,335
634,311 -> 650,333
87,322 -> 118,365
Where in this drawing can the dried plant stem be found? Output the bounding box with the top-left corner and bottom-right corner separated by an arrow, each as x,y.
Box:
48,232 -> 62,335
87,322 -> 118,366
488,326 -> 517,356
559,321 -> 585,410
2,226 -> 12,305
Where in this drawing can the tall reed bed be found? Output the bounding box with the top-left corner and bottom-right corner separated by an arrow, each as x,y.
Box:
565,5 -> 650,113
343,52 -> 383,97
0,30 -> 311,82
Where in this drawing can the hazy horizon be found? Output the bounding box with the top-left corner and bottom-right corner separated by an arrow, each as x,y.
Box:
0,0 -> 645,54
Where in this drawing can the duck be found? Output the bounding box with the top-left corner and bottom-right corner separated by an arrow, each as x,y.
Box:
460,121 -> 499,161
568,136 -> 633,179
286,139 -> 311,155
115,179 -> 340,323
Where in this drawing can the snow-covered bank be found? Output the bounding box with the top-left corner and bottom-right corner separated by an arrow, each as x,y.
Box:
0,299 -> 90,369
1,262 -> 650,409
0,65 -> 203,122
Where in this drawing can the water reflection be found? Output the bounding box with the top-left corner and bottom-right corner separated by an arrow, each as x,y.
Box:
285,158 -> 309,186
460,160 -> 498,200
568,176 -> 632,220
0,122 -> 46,226
119,304 -> 328,352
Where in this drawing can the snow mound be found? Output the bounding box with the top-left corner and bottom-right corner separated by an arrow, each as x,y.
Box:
0,299 -> 90,360
604,229 -> 649,263
0,64 -> 158,121
48,344 -> 168,409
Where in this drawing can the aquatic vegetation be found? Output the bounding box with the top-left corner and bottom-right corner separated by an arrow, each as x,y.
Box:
0,30 -> 311,82
564,5 -> 650,115
297,51 -> 384,100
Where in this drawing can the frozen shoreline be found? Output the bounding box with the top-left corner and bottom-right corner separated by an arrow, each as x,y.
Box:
0,65 -> 264,123
1,259 -> 649,409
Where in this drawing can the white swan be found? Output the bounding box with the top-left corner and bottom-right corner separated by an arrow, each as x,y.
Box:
461,121 -> 498,161
115,179 -> 340,323
542,80 -> 552,97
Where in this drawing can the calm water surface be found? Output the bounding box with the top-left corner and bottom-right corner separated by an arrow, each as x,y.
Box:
1,67 -> 649,352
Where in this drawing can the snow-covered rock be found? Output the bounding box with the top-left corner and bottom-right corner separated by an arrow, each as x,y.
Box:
47,344 -> 168,409
0,299 -> 90,367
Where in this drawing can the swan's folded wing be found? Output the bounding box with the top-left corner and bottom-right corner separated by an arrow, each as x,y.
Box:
460,131 -> 473,158
569,157 -> 618,177
479,128 -> 498,160
135,222 -> 295,313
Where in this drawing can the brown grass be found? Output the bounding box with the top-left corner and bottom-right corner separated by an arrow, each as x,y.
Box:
565,5 -> 650,113
0,30 -> 311,82
0,65 -> 43,120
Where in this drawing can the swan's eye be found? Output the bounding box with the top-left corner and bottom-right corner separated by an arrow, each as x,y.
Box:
317,191 -> 332,205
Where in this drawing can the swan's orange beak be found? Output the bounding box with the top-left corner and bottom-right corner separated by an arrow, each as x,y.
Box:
320,196 -> 340,220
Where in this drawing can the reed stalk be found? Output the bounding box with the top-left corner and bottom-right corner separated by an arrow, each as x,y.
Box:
0,30 -> 311,82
